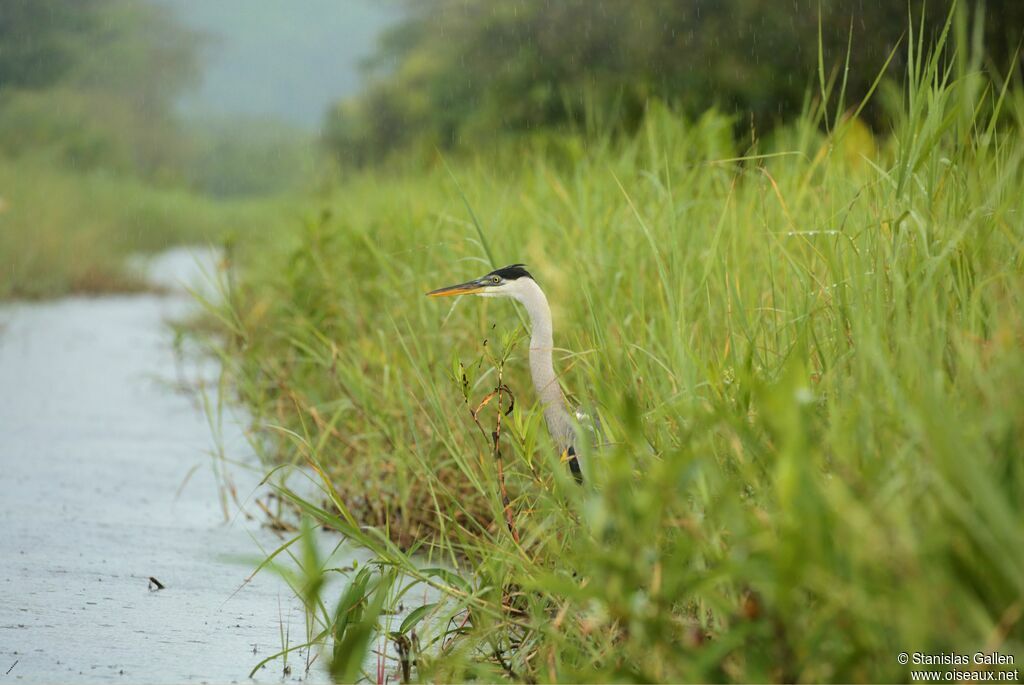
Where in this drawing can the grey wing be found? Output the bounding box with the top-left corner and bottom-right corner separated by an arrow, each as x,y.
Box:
574,406 -> 609,448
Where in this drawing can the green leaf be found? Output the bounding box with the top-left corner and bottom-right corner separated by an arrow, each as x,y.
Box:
399,602 -> 438,634
421,567 -> 472,594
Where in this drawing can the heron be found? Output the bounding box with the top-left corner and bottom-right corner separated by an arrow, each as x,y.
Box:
427,264 -> 584,483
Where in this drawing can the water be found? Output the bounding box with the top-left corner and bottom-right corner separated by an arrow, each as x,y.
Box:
0,249 -> 356,683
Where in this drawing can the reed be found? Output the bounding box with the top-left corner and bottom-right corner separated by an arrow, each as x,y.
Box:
206,11 -> 1024,681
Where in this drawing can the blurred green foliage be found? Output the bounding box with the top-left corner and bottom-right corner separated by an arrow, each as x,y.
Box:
0,0 -> 201,181
0,0 -> 316,194
183,117 -> 317,198
0,0 -> 314,299
0,155 -> 292,299
324,0 -> 1024,166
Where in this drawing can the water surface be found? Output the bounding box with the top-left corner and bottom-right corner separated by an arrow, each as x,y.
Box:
0,249 -> 345,682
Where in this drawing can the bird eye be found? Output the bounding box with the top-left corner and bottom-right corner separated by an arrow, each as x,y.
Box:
491,276 -> 500,284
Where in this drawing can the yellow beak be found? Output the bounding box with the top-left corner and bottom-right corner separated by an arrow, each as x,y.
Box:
426,279 -> 486,297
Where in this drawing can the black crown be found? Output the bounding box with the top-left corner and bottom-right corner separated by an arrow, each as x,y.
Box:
488,263 -> 534,281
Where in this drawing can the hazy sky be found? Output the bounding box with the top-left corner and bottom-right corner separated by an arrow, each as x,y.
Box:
158,0 -> 402,129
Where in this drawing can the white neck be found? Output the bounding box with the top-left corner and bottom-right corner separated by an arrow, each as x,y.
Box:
509,279 -> 574,450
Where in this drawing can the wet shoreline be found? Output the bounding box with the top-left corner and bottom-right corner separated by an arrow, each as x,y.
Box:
0,249 -> 336,683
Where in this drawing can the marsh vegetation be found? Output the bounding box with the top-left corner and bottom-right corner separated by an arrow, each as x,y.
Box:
203,7 -> 1024,683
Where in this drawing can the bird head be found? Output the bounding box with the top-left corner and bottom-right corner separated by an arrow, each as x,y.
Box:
426,264 -> 535,300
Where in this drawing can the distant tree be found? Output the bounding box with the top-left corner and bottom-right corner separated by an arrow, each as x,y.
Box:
0,0 -> 200,100
0,0 -> 202,179
0,0 -> 97,90
67,0 -> 202,117
324,0 -> 1023,165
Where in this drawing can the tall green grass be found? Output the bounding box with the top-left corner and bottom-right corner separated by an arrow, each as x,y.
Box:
209,17 -> 1024,683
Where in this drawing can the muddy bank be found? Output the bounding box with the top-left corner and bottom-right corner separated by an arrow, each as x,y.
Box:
0,249 -> 356,683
